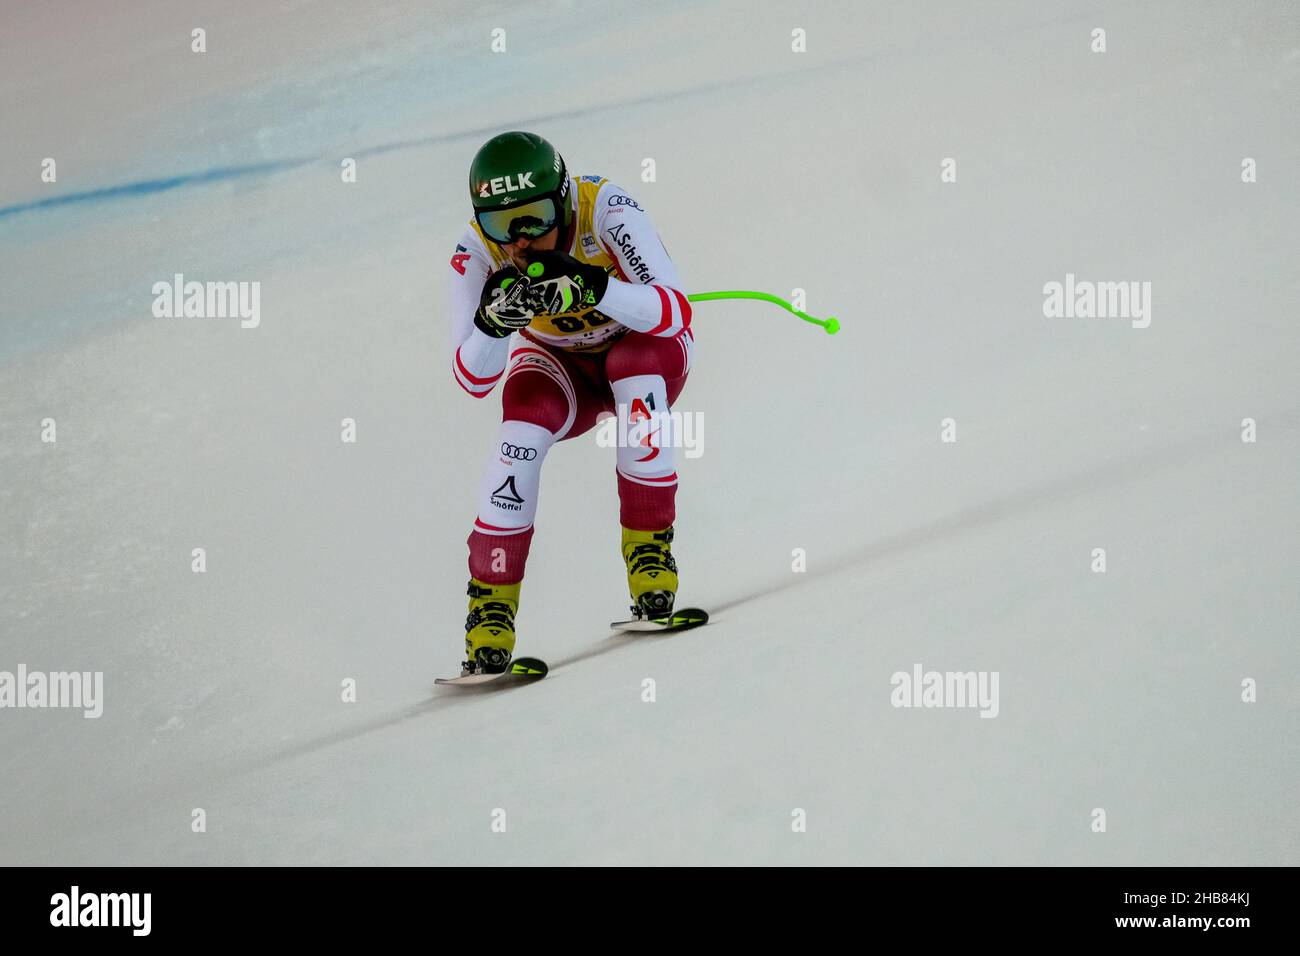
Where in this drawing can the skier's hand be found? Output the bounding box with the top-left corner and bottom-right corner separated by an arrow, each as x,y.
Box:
474,267 -> 536,338
522,250 -> 610,315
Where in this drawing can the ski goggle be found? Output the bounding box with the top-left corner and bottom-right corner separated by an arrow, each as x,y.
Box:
475,196 -> 561,244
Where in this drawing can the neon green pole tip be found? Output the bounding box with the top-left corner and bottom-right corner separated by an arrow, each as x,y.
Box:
686,290 -> 840,335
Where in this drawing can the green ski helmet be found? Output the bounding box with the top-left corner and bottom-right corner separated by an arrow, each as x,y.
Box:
469,131 -> 571,244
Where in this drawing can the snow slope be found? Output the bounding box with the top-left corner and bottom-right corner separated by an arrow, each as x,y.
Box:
1,0 -> 1296,865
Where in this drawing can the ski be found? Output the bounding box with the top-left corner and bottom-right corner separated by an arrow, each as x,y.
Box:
610,607 -> 709,633
435,656 -> 548,687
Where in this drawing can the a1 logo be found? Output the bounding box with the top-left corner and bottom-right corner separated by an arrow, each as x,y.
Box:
449,243 -> 470,275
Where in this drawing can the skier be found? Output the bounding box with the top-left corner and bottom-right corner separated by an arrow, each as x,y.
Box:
447,131 -> 694,675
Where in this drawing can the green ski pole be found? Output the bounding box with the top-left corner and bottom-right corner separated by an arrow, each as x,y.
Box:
686,290 -> 840,335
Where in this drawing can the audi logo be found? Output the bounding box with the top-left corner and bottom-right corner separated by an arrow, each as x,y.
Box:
500,443 -> 537,461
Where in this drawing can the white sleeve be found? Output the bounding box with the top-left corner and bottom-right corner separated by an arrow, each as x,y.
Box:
592,182 -> 692,337
447,226 -> 510,398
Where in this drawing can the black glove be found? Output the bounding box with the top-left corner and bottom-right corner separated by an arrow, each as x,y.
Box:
473,266 -> 536,338
522,250 -> 610,315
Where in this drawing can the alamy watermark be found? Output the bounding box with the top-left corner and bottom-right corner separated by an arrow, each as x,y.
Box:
50,886 -> 150,936
890,663 -> 999,718
595,405 -> 704,459
1043,272 -> 1151,328
152,273 -> 261,328
0,665 -> 103,718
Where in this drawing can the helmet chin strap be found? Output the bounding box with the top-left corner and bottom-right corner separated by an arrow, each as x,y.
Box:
558,185 -> 577,252
493,180 -> 576,261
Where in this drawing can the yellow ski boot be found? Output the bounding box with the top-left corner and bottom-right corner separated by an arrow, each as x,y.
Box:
463,579 -> 519,675
621,526 -> 678,619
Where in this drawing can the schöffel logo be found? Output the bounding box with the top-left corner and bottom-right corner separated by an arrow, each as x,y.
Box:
500,443 -> 537,461
607,194 -> 643,210
477,172 -> 535,198
604,223 -> 656,284
490,476 -> 525,511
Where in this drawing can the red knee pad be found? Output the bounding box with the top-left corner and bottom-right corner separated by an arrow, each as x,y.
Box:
501,364 -> 571,435
605,331 -> 688,382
